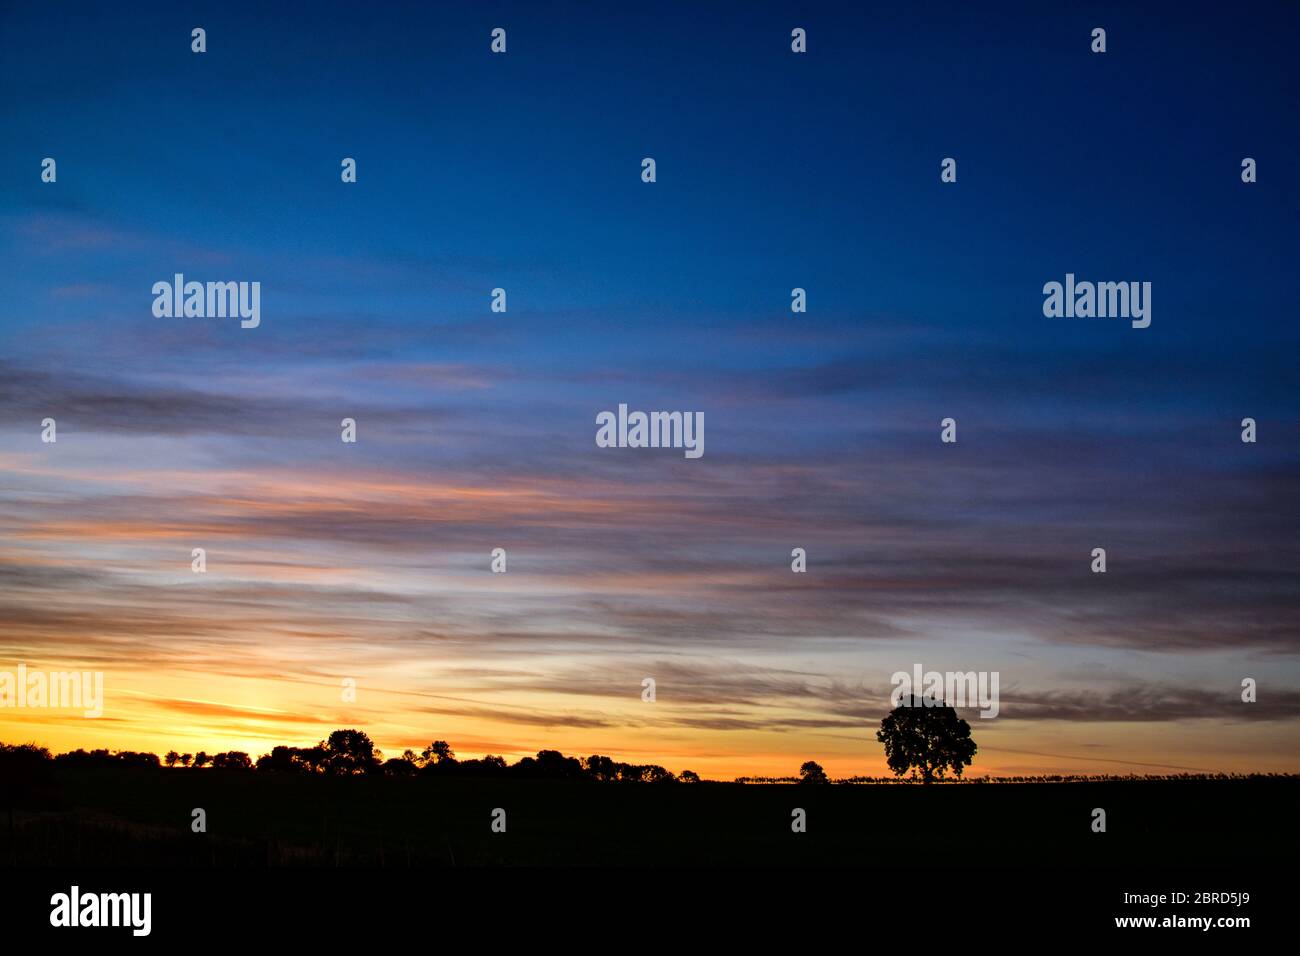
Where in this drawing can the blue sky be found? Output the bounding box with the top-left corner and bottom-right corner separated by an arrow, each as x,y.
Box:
1,1 -> 1297,776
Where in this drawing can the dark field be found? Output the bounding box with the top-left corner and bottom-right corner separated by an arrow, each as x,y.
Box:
5,768 -> 1295,867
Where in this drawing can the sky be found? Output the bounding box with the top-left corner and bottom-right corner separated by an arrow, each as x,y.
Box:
1,1 -> 1297,779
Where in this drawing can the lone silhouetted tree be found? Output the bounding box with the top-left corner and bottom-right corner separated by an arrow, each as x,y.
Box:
164,750 -> 180,767
876,696 -> 977,783
799,760 -> 829,784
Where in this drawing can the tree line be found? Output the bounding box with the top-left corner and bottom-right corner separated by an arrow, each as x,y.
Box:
2,730 -> 705,783
4,697 -> 987,784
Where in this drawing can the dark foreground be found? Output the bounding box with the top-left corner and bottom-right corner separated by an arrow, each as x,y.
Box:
4,767 -> 1295,866
2,769 -> 1290,939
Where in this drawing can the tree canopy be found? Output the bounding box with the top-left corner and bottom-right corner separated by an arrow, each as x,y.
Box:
876,695 -> 977,783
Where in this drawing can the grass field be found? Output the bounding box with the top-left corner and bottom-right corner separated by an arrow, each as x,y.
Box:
5,768 -> 1295,867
